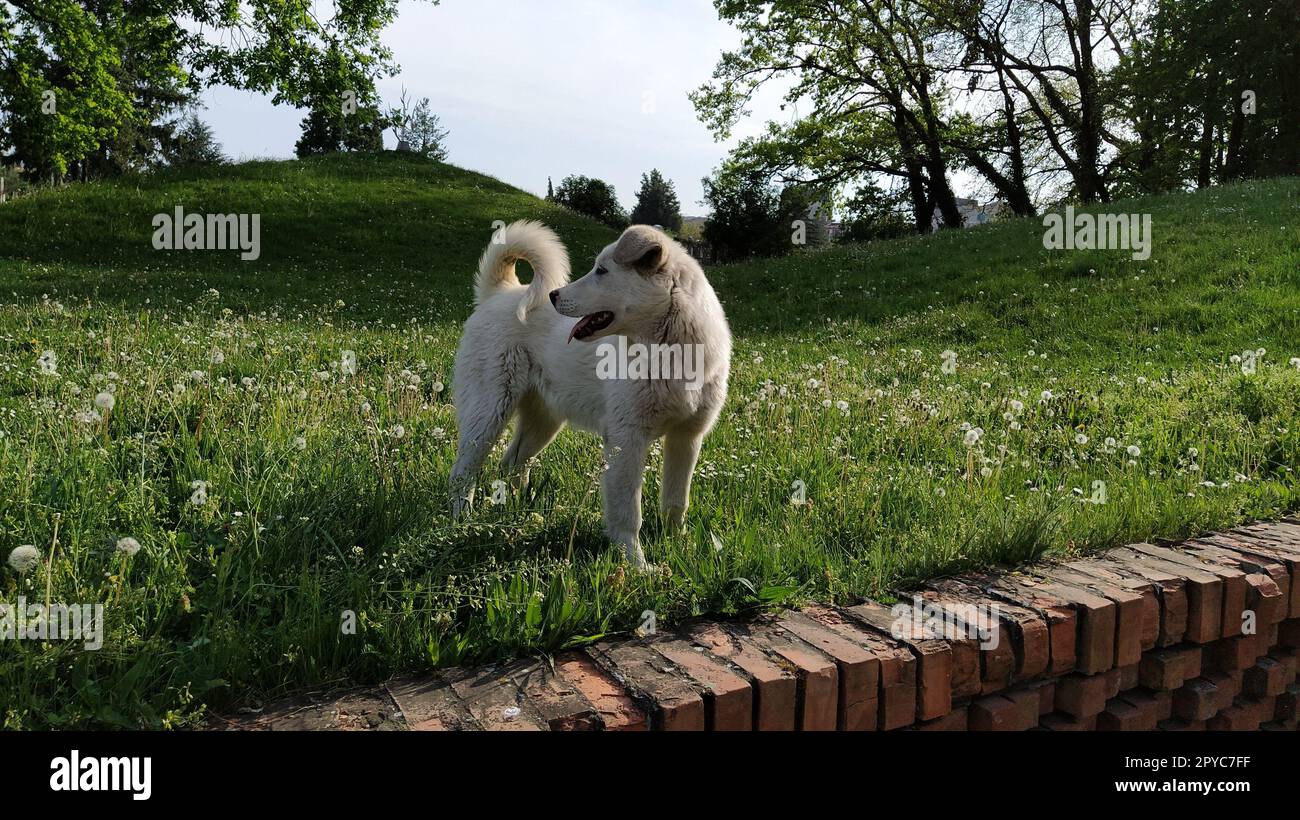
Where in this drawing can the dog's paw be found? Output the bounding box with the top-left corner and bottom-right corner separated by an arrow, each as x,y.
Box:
661,504 -> 687,533
624,543 -> 649,572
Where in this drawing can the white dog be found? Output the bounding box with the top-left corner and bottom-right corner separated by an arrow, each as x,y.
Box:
451,221 -> 731,569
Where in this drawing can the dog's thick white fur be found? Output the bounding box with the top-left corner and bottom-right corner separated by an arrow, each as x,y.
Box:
451,220 -> 731,569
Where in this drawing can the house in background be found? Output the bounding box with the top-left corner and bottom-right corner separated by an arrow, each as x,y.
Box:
931,197 -> 1006,230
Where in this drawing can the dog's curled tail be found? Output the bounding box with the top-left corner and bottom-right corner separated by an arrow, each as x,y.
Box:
475,220 -> 570,322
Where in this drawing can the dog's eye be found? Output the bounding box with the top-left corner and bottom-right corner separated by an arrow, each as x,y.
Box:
595,266 -> 607,276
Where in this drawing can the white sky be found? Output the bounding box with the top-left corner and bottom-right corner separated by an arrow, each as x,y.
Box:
199,0 -> 794,214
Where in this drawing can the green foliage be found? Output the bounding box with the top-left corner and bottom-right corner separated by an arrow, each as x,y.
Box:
551,174 -> 629,230
388,91 -> 450,161
0,0 -> 431,179
163,113 -> 226,167
629,169 -> 683,232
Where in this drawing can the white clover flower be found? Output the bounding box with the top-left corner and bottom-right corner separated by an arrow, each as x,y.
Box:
94,391 -> 115,411
37,350 -> 57,375
7,545 -> 40,573
963,427 -> 983,446
1127,445 -> 1141,457
189,480 -> 209,507
115,536 -> 141,557
341,350 -> 358,376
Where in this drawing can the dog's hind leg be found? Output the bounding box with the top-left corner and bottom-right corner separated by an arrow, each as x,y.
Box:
500,391 -> 564,494
450,378 -> 523,519
660,431 -> 703,533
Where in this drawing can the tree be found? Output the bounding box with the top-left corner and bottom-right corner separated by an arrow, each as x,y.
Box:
294,94 -> 386,157
388,89 -> 450,160
551,175 -> 629,229
163,113 -> 226,166
629,169 -> 683,231
701,166 -> 801,262
0,0 -> 432,180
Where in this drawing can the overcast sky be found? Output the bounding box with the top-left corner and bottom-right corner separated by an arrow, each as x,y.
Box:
199,0 -> 793,214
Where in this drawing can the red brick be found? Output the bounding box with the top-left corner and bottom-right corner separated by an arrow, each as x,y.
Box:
842,601 -> 952,720
1092,556 -> 1189,647
803,604 -> 920,730
735,623 -> 838,731
1055,673 -> 1109,719
651,639 -> 754,731
1098,698 -> 1153,731
1134,543 -> 1247,639
916,707 -> 968,731
915,593 -> 1015,692
687,622 -> 795,731
503,658 -> 602,731
1047,566 -> 1146,667
1067,559 -> 1162,651
1274,684 -> 1300,722
1214,529 -> 1300,617
1211,635 -> 1260,672
1003,687 -> 1041,729
1205,671 -> 1243,710
970,695 -> 1030,731
925,581 -> 1051,680
1242,573 -> 1286,628
1122,550 -> 1222,643
446,666 -> 550,731
778,611 -> 881,729
553,652 -> 648,730
1120,690 -> 1162,728
1172,678 -> 1218,721
386,675 -> 479,731
1207,702 -> 1261,731
1243,656 -> 1288,699
587,642 -> 705,730
1140,648 -> 1188,690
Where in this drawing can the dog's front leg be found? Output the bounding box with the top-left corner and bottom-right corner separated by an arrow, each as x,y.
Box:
660,431 -> 703,532
601,431 -> 652,571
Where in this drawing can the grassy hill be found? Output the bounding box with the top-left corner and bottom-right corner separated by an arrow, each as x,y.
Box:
0,152 -> 1297,728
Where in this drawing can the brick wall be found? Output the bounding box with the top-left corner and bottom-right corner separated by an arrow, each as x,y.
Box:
222,519 -> 1300,731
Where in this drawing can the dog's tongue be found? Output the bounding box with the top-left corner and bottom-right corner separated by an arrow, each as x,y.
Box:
566,315 -> 593,343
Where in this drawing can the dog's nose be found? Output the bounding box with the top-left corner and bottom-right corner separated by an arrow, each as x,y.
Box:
549,290 -> 559,306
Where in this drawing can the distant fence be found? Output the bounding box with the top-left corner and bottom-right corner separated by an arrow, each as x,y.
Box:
678,238 -> 716,266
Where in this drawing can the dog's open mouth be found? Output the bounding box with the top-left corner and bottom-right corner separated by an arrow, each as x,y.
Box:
567,311 -> 615,342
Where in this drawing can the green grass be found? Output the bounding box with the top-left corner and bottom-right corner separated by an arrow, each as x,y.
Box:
0,152 -> 1298,728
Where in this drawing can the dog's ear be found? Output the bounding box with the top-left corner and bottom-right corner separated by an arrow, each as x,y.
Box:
612,225 -> 667,273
